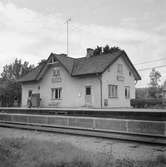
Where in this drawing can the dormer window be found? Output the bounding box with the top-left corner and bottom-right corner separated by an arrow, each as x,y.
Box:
117,64 -> 123,74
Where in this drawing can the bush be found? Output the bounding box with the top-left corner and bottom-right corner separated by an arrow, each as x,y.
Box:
130,98 -> 163,108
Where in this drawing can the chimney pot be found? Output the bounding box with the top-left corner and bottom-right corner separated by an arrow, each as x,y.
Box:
86,48 -> 94,58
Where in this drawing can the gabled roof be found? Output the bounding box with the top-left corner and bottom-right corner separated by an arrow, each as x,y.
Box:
18,50 -> 141,82
36,53 -> 75,81
18,61 -> 46,82
0,78 -> 3,83
72,50 -> 122,76
54,54 -> 75,74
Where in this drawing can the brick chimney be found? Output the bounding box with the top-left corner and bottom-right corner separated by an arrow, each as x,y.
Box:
86,48 -> 94,58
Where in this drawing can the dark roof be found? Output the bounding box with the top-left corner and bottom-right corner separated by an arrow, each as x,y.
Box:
18,61 -> 46,82
72,51 -> 121,76
55,54 -> 75,74
0,78 -> 3,82
18,51 -> 141,82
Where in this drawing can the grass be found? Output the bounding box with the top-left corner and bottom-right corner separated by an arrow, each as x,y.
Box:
0,137 -> 165,167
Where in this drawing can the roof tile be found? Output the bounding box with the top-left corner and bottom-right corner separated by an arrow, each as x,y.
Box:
19,50 -> 141,82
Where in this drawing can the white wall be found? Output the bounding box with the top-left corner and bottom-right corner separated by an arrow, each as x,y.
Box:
21,82 -> 40,107
22,64 -> 101,108
22,57 -> 136,108
102,57 -> 135,108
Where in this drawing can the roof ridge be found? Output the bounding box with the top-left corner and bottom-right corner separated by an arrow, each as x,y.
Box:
35,61 -> 47,80
53,53 -> 75,74
19,50 -> 141,82
54,53 -> 76,59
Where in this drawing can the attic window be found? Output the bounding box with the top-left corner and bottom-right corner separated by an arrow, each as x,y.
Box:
129,71 -> 132,76
52,56 -> 55,63
117,64 -> 123,74
48,56 -> 58,64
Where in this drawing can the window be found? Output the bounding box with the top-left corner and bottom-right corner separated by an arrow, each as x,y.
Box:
51,88 -> 62,100
108,85 -> 118,98
53,69 -> 60,77
129,71 -> 132,76
86,86 -> 91,95
117,64 -> 123,73
125,86 -> 130,99
28,90 -> 32,97
51,56 -> 58,63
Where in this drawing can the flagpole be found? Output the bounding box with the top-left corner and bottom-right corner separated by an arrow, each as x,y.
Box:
66,18 -> 71,56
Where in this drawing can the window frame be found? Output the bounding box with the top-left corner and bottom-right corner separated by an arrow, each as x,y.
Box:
129,71 -> 132,76
125,86 -> 130,99
51,88 -> 62,100
28,90 -> 32,97
117,64 -> 123,74
108,85 -> 118,98
85,86 -> 91,95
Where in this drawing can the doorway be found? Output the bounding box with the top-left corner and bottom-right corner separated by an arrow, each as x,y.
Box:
85,86 -> 92,106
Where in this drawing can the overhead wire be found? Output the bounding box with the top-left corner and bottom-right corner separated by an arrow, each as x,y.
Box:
134,57 -> 166,66
137,64 -> 166,71
65,20 -> 166,76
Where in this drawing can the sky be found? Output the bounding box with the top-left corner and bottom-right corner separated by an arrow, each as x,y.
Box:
0,0 -> 166,87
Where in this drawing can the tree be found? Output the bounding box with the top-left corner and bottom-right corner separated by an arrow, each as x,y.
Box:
87,45 -> 123,57
149,68 -> 161,88
0,59 -> 34,106
1,58 -> 34,81
103,45 -> 110,54
109,46 -> 121,53
148,68 -> 161,98
93,46 -> 102,56
38,59 -> 47,66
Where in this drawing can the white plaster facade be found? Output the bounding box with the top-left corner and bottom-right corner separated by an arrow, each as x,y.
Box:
21,56 -> 136,108
102,57 -> 135,107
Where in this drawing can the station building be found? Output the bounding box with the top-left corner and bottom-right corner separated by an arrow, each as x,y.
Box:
19,49 -> 141,108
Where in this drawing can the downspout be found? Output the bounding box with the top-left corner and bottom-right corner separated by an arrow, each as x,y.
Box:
20,83 -> 23,107
96,73 -> 102,108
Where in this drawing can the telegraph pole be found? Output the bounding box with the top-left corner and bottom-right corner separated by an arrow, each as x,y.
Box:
66,18 -> 71,56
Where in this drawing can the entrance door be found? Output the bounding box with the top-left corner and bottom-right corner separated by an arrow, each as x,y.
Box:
85,86 -> 92,106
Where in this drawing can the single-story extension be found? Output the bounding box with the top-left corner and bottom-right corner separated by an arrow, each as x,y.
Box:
19,48 -> 141,108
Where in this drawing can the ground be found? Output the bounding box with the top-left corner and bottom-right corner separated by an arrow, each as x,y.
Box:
0,127 -> 165,162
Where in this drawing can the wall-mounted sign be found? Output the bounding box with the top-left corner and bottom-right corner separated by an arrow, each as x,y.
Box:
51,68 -> 62,83
117,75 -> 125,82
52,77 -> 61,83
